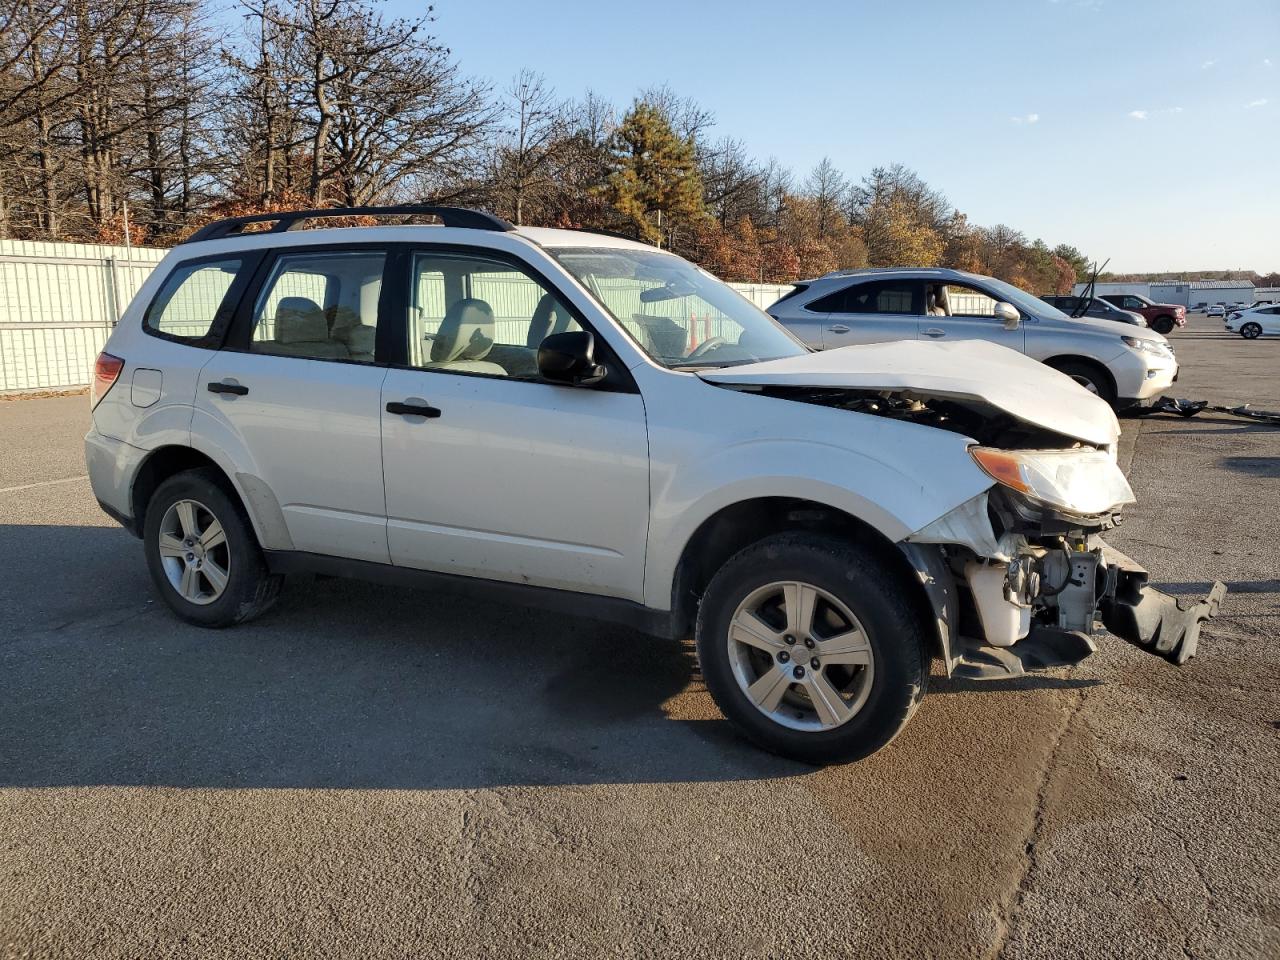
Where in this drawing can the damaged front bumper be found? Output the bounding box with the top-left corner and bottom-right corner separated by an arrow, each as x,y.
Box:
900,492 -> 1226,681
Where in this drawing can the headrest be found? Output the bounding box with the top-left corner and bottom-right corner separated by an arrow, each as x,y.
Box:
275,298 -> 327,343
432,298 -> 495,363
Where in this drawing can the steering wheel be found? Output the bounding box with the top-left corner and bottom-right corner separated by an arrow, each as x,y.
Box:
686,336 -> 727,360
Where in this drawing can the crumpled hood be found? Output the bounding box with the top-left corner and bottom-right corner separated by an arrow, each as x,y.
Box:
698,339 -> 1120,446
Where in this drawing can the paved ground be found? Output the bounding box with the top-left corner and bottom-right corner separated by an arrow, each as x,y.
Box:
1,313 -> 1277,959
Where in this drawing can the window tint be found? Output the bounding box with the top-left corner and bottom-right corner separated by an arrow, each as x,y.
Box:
145,258 -> 242,341
249,251 -> 385,363
928,283 -> 1000,318
408,252 -> 580,378
811,280 -> 918,315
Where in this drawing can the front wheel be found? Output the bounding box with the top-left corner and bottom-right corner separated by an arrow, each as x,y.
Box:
1151,316 -> 1176,335
1046,359 -> 1118,408
1241,322 -> 1262,339
695,533 -> 928,764
143,468 -> 282,627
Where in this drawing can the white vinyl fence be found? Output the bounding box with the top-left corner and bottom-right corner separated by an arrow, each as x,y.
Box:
0,239 -> 795,393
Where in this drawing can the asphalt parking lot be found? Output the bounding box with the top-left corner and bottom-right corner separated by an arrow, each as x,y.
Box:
1,312 -> 1277,959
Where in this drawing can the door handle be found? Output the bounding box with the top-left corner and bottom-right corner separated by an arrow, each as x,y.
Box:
386,400 -> 441,418
923,328 -> 947,338
207,381 -> 249,396
828,324 -> 850,334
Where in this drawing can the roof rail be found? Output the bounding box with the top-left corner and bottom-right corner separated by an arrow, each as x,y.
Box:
181,205 -> 516,244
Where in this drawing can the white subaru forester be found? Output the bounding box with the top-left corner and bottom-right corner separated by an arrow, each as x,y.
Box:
85,206 -> 1224,763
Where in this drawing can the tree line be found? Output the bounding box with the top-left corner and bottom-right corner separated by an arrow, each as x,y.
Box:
1,0 -> 1093,291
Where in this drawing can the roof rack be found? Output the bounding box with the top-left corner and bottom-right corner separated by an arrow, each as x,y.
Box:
181,204 -> 516,244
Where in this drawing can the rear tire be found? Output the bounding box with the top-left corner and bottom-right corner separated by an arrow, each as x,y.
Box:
1151,316 -> 1175,335
1046,359 -> 1118,408
143,468 -> 282,627
1241,322 -> 1262,340
695,532 -> 928,764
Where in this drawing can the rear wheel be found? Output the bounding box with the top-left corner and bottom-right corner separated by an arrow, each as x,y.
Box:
695,533 -> 928,764
1046,359 -> 1117,408
1241,322 -> 1262,340
1151,316 -> 1175,335
143,469 -> 282,627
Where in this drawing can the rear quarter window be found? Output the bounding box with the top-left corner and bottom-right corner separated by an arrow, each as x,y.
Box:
144,258 -> 245,344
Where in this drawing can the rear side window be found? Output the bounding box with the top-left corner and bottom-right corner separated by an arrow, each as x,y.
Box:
249,251 -> 386,363
144,258 -> 243,342
809,280 -> 919,315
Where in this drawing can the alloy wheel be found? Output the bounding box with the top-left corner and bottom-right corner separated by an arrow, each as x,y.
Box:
157,499 -> 231,605
726,581 -> 875,732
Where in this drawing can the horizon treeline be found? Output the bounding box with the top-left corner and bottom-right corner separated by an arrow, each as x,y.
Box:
5,0 -> 1222,291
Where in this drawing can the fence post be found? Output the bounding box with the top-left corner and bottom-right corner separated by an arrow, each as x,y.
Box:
105,256 -> 122,325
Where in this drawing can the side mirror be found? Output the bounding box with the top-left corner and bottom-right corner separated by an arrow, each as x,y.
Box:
538,330 -> 607,386
993,301 -> 1021,330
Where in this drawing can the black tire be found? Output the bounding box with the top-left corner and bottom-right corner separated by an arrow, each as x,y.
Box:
1046,359 -> 1117,408
1151,316 -> 1175,335
143,468 -> 282,627
1241,322 -> 1262,340
695,532 -> 929,764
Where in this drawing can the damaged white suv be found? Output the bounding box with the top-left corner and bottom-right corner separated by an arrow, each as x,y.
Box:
85,206 -> 1225,763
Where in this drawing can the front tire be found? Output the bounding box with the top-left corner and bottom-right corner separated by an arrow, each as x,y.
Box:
695,533 -> 928,764
143,468 -> 282,627
1241,322 -> 1262,339
1046,359 -> 1118,408
1151,316 -> 1175,335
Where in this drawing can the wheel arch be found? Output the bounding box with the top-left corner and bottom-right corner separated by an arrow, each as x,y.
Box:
130,446 -> 232,538
1043,354 -> 1117,399
667,497 -> 938,653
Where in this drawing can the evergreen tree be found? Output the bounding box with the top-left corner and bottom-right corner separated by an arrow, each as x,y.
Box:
606,101 -> 706,248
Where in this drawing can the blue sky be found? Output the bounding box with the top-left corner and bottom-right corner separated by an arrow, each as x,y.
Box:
398,0 -> 1278,272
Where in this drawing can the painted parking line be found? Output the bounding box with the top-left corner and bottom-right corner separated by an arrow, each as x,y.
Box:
0,475 -> 89,495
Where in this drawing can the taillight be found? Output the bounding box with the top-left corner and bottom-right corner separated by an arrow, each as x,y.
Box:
91,352 -> 125,409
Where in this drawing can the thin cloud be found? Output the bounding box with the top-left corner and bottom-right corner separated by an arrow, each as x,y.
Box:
1201,59 -> 1217,70
1128,110 -> 1148,120
1264,58 -> 1273,68
1129,106 -> 1182,120
1010,113 -> 1040,124
1246,98 -> 1269,109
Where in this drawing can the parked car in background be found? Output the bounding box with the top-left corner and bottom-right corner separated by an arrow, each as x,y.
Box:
84,206 -> 1218,764
1225,304 -> 1280,339
1099,293 -> 1186,334
1040,295 -> 1145,327
767,268 -> 1176,408
1207,304 -> 1227,318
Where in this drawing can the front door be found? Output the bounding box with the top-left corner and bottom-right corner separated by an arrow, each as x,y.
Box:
380,247 -> 650,601
920,281 -> 1026,353
196,246 -> 392,562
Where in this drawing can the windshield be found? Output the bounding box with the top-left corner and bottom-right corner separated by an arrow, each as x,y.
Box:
984,277 -> 1074,321
552,247 -> 807,368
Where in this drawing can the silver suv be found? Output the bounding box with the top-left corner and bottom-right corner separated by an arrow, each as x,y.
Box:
769,268 -> 1177,408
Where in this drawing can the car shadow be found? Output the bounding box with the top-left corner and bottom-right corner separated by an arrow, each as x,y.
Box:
0,523 -> 808,789
930,676 -> 1103,695
1217,456 -> 1280,478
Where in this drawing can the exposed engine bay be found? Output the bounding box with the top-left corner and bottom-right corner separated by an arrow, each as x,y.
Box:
746,385 -> 1090,450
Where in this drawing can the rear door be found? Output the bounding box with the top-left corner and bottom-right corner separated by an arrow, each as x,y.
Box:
921,281 -> 1026,353
818,279 -> 924,347
195,245 -> 394,563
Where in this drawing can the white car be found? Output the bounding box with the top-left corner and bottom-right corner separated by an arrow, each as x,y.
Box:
1225,304 -> 1280,339
84,206 -> 1224,763
1207,305 -> 1227,318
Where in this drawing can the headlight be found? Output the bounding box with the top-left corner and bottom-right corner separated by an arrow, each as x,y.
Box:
1122,335 -> 1174,359
970,446 -> 1136,516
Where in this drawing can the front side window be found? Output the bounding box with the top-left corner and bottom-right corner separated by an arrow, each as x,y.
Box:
929,283 -> 998,319
408,251 -> 581,378
249,251 -> 385,362
554,247 -> 805,369
811,280 -> 919,317
145,258 -> 243,342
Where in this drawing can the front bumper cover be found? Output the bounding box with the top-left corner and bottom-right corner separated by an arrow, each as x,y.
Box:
1100,557 -> 1226,666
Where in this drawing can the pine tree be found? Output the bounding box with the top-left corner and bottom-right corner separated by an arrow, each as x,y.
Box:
606,102 -> 706,247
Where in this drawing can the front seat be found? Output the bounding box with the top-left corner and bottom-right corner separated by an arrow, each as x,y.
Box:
426,298 -> 506,375
526,293 -> 574,347
928,286 -> 950,317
